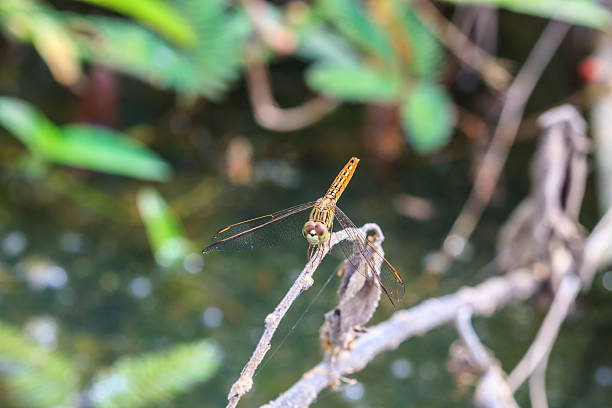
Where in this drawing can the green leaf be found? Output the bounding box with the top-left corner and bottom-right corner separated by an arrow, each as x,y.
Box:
0,96 -> 60,149
71,0 -> 250,99
57,125 -> 173,181
74,0 -> 197,46
401,82 -> 454,153
306,64 -> 401,102
0,321 -> 79,408
297,25 -> 360,66
137,188 -> 191,267
391,0 -> 442,78
317,0 -> 394,64
89,340 -> 222,408
0,97 -> 172,181
439,0 -> 612,29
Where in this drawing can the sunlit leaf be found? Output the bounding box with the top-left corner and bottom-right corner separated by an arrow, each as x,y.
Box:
0,97 -> 172,181
439,0 -> 612,29
0,322 -> 79,408
74,0 -> 197,46
306,64 -> 401,102
137,188 -> 191,267
400,82 -> 454,153
89,340 -> 221,408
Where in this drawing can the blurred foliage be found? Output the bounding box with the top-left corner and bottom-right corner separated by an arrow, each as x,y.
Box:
71,0 -> 251,99
0,0 -> 250,98
0,321 -> 79,408
301,0 -> 452,153
74,0 -> 197,46
0,97 -> 172,181
137,188 -> 192,268
88,340 -> 221,408
439,0 -> 612,29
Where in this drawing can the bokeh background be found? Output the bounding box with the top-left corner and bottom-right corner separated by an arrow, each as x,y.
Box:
1,0 -> 611,407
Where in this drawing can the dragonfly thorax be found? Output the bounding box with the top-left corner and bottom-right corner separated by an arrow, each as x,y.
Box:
302,220 -> 329,245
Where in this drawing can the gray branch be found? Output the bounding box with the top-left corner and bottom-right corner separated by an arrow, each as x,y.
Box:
265,204 -> 612,407
265,267 -> 540,407
226,226 -> 372,408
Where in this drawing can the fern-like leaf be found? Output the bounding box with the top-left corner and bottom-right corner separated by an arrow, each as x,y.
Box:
317,0 -> 394,65
0,321 -> 79,408
88,340 -> 222,408
391,0 -> 442,78
70,0 -> 250,99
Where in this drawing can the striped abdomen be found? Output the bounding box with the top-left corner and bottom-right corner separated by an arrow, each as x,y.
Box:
324,157 -> 359,203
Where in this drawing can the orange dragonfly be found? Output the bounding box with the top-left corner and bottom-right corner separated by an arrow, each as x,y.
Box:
202,157 -> 405,306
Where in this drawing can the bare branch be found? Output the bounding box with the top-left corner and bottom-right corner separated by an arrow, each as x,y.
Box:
474,365 -> 520,408
507,274 -> 581,391
226,226 -> 372,408
413,0 -> 512,92
529,354 -> 550,408
240,0 -> 297,55
430,20 -> 571,274
453,308 -> 519,408
581,204 -> 612,289
266,204 -> 612,406
455,307 -> 490,370
245,59 -> 340,132
265,268 -> 542,407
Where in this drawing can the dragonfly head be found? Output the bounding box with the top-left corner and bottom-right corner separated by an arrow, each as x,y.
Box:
302,220 -> 329,245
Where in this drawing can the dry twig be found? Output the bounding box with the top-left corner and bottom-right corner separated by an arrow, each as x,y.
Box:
226,226 -> 372,408
413,0 -> 512,92
240,0 -> 339,132
429,20 -> 571,274
507,274 -> 581,390
240,0 -> 296,55
245,59 -> 339,132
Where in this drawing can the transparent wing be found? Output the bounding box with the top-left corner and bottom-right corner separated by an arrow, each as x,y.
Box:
202,201 -> 316,253
333,207 -> 406,306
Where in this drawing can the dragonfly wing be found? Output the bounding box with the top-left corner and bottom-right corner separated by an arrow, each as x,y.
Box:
333,207 -> 406,306
202,201 -> 316,253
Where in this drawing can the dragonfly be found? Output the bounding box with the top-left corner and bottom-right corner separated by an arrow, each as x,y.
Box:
202,157 -> 405,306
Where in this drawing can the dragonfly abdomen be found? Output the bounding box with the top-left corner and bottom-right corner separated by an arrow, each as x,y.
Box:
324,157 -> 359,202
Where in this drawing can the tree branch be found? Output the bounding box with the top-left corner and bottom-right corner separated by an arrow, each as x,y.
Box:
226,226 -> 375,408
245,59 -> 339,132
413,0 -> 511,92
266,204 -> 612,407
428,20 -> 571,274
265,267 -> 541,407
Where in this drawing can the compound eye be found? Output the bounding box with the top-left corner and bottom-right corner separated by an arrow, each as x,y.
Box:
314,223 -> 326,236
304,221 -> 315,232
